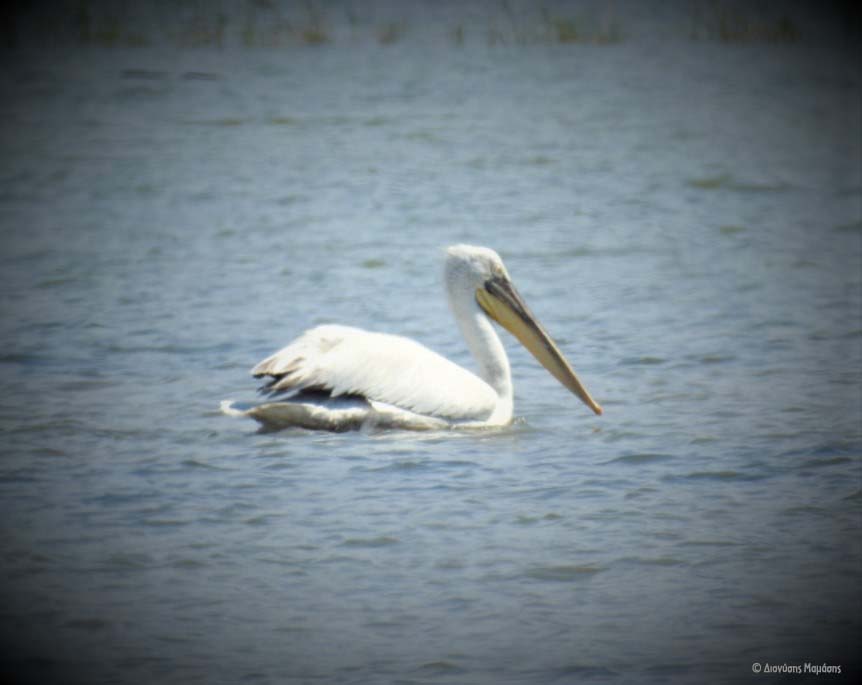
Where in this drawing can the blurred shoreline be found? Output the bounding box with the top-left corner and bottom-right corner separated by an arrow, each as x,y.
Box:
1,0 -> 859,52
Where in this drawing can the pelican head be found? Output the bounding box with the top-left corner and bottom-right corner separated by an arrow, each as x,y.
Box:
445,244 -> 603,416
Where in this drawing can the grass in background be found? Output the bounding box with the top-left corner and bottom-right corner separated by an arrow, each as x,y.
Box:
4,0 -> 823,50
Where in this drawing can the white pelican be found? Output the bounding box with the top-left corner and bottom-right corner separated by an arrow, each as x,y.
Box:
222,244 -> 602,431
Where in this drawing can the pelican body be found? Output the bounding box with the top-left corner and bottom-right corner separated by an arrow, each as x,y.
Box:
222,245 -> 602,431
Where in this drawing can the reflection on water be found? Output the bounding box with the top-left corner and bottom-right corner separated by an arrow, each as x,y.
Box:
0,2 -> 860,683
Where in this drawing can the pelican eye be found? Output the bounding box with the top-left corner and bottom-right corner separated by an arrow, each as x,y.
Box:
490,264 -> 506,280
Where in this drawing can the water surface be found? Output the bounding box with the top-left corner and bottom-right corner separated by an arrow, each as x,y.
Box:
1,9 -> 860,684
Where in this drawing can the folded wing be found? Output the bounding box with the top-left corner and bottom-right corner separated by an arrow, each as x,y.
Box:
251,324 -> 497,421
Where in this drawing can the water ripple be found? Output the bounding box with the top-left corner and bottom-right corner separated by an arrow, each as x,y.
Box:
603,452 -> 673,466
340,536 -> 400,548
524,564 -> 604,582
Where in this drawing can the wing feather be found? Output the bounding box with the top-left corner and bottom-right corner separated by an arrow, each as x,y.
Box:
251,324 -> 496,421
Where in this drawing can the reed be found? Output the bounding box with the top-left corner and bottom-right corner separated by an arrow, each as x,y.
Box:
19,0 -> 813,50
690,5 -> 801,43
377,22 -> 405,46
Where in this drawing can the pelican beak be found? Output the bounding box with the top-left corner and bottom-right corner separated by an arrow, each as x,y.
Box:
476,276 -> 603,416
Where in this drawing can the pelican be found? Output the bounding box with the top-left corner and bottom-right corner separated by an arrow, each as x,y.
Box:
222,244 -> 602,431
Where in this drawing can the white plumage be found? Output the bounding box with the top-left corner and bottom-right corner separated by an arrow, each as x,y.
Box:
222,244 -> 602,432
250,324 -> 497,420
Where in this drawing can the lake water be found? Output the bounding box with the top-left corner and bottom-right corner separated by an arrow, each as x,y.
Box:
1,5 -> 861,684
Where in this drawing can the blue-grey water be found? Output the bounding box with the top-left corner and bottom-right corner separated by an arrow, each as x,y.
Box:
1,3 -> 861,683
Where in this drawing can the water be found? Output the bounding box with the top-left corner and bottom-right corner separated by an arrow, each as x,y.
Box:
1,5 -> 861,683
